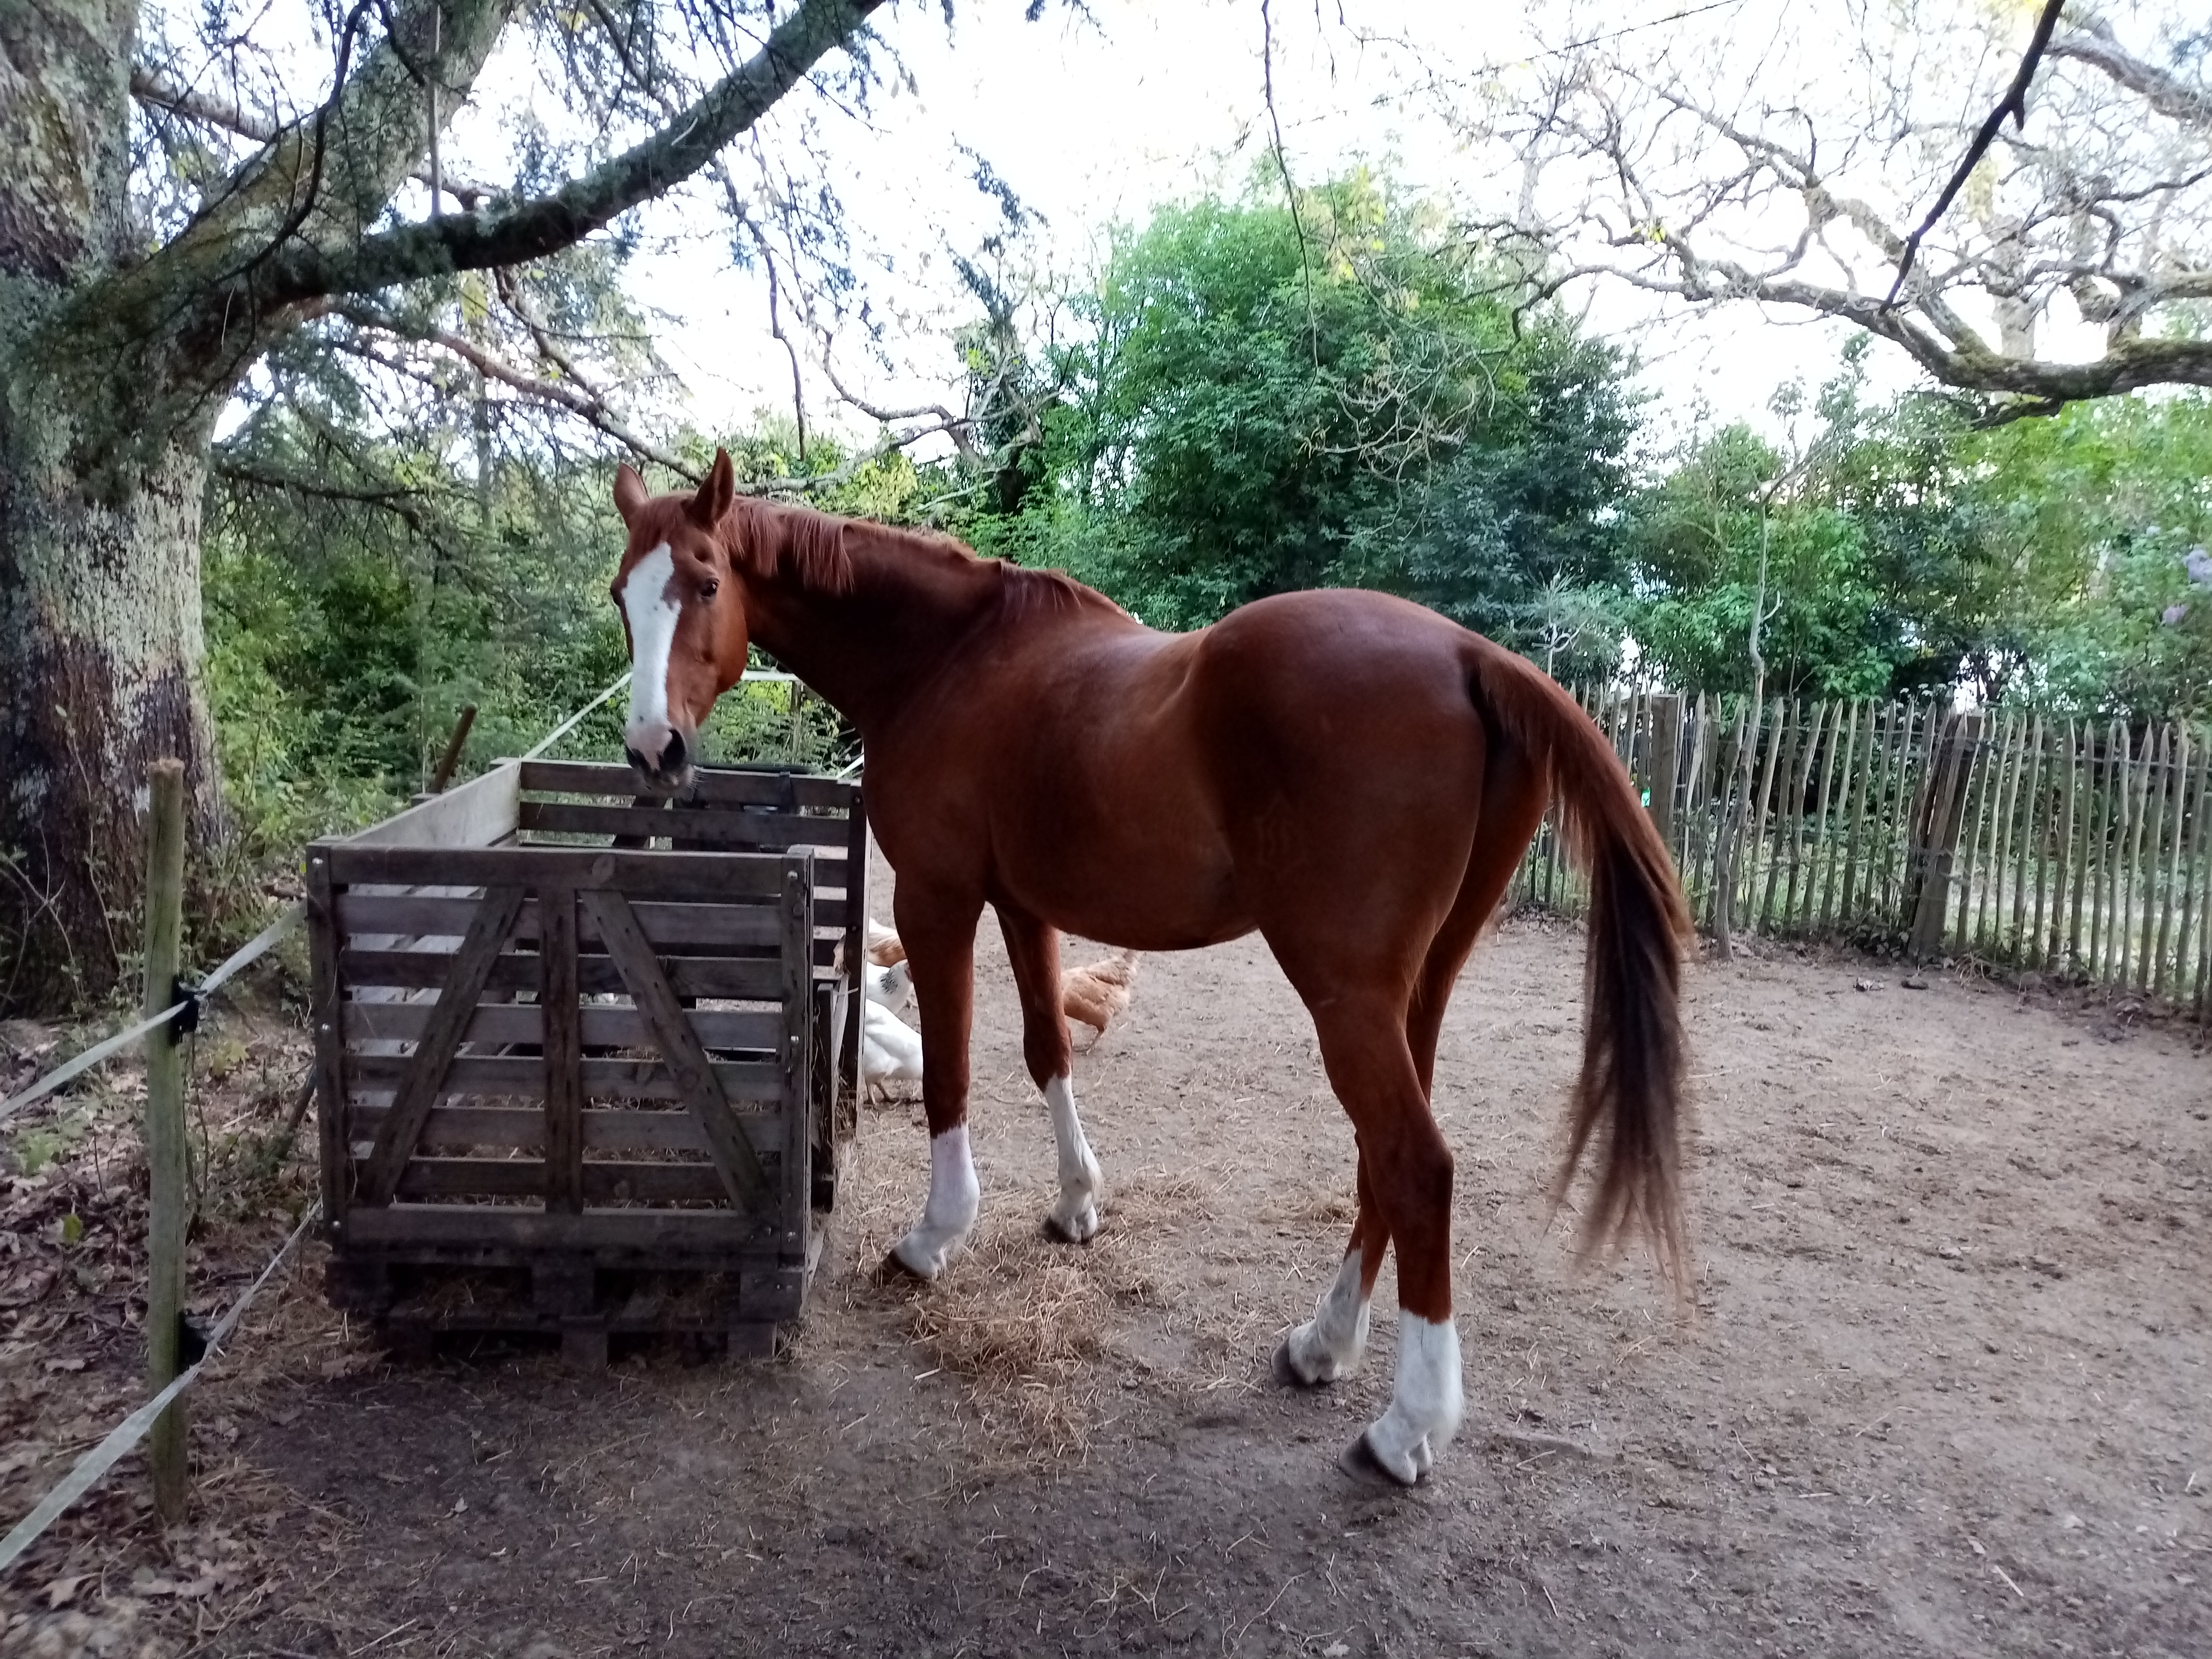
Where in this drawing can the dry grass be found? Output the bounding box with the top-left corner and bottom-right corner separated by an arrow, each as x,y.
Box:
901,1224 -> 1111,1457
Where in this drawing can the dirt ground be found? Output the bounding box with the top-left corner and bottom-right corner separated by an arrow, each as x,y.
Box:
3,865 -> 2208,1657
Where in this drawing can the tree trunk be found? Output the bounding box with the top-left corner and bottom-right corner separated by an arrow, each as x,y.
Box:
0,379 -> 222,1010
0,0 -> 223,1010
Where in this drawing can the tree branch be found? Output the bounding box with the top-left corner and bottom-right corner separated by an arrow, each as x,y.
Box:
130,62 -> 496,207
1884,0 -> 2066,307
332,299 -> 699,477
2048,24 -> 2212,128
252,0 -> 885,306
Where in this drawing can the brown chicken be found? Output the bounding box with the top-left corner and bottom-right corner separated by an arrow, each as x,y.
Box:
1061,950 -> 1139,1050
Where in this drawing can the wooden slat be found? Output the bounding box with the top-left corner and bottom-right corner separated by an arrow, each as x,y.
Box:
1839,701 -> 1878,926
2065,722 -> 2091,973
1780,700 -> 1826,934
2085,724 -> 2116,980
1760,698 -> 1794,934
307,852 -> 350,1225
331,763 -> 520,850
520,799 -> 853,854
584,888 -> 775,1213
2123,730 -> 2159,995
841,783 -> 869,1127
329,844 -> 798,897
360,885 -> 526,1205
343,1000 -> 784,1053
352,1103 -> 717,1153
1962,710 -> 1998,952
395,1157 -> 731,1204
2184,743 -> 2212,1015
541,883 -> 583,1213
342,948 -> 797,999
1811,699 -> 1848,934
777,853 -> 814,1260
337,1205 -> 778,1256
520,759 -> 856,813
2152,731 -> 2185,999
347,1052 -> 784,1103
336,891 -> 849,949
2011,714 -> 2042,961
2173,740 -> 2207,1009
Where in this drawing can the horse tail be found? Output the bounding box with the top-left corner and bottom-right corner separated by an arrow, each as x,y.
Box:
1465,641 -> 1694,1292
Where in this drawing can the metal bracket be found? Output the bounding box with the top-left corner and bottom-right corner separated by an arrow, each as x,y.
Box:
167,976 -> 203,1045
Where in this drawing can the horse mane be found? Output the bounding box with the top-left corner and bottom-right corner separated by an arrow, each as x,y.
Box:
726,497 -> 857,594
997,562 -> 1129,623
727,496 -> 1130,623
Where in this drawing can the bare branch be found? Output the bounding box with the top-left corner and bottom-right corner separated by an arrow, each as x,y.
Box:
331,299 -> 699,479
1885,0 -> 2067,306
2049,26 -> 2212,128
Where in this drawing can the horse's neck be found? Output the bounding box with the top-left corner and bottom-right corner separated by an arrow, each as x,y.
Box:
743,537 -> 997,735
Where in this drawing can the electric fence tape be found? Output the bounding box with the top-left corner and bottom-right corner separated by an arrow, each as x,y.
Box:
0,1201 -> 322,1577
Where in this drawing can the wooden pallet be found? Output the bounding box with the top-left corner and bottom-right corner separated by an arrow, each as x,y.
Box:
309,760 -> 865,1363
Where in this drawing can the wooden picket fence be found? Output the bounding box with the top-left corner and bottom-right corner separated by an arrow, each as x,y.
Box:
1513,690 -> 2212,1017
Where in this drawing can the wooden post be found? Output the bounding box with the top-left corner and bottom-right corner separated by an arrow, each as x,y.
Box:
1647,694 -> 1683,857
429,704 -> 478,794
1908,711 -> 1981,963
140,759 -> 190,1523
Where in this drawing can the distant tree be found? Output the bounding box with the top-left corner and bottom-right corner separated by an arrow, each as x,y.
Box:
981,172 -> 1638,673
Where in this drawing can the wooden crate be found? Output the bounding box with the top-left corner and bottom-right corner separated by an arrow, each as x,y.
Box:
307,759 -> 866,1362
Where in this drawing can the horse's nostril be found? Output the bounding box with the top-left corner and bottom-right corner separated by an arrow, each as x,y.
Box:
663,730 -> 686,772
626,745 -> 651,772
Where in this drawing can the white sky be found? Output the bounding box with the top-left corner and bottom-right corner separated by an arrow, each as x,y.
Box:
624,0 -> 1906,455
183,0 -> 2194,456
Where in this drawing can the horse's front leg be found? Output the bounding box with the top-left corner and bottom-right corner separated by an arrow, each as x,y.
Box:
998,906 -> 1104,1243
884,888 -> 984,1280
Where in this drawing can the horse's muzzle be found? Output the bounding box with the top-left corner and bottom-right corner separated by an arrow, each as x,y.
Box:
625,725 -> 693,794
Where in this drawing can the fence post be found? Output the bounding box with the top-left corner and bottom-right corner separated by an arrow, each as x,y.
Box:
1908,711 -> 1982,962
1647,693 -> 1683,857
140,758 -> 190,1522
429,703 -> 478,794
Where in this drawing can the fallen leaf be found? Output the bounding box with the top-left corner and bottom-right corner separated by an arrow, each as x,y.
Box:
44,1574 -> 87,1609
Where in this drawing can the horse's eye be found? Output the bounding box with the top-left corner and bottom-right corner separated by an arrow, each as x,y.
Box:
699,579 -> 719,600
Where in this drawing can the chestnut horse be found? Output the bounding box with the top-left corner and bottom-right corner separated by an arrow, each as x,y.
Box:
609,451 -> 1690,1485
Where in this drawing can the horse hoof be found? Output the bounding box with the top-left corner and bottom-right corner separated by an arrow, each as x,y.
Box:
1273,1338 -> 1326,1389
1039,1213 -> 1094,1246
1338,1430 -> 1422,1489
875,1248 -> 933,1285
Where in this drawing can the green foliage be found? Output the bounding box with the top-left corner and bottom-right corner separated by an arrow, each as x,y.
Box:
972,172 -> 1637,674
1958,396 -> 2212,723
1624,344 -> 1999,700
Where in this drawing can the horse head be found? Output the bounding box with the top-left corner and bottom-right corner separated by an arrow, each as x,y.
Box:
608,449 -> 746,793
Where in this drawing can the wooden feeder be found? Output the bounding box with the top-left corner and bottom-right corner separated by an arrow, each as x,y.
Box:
306,758 -> 865,1363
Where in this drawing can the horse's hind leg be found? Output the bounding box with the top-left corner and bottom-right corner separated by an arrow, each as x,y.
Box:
1306,988 -> 1463,1485
998,905 -> 1105,1243
1275,1155 -> 1384,1385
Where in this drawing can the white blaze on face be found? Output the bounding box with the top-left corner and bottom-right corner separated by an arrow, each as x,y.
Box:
619,542 -> 681,746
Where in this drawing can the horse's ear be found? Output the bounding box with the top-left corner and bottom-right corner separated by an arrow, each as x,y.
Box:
612,463 -> 648,525
688,449 -> 735,529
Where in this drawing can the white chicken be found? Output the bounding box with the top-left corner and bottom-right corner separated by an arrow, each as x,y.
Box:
860,958 -> 922,1102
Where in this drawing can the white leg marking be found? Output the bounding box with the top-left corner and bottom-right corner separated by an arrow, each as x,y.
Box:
892,1124 -> 978,1279
619,543 -> 680,747
1042,1075 -> 1103,1242
1283,1246 -> 1371,1384
1361,1314 -> 1464,1485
